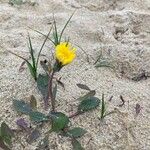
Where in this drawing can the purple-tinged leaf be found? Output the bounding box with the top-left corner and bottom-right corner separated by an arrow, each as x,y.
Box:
27,129 -> 41,144
16,118 -> 29,131
77,84 -> 91,91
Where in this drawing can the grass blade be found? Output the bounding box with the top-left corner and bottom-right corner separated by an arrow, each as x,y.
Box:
53,15 -> 59,45
59,11 -> 76,43
28,34 -> 37,80
28,34 -> 36,69
28,27 -> 55,45
9,51 -> 37,80
36,26 -> 53,68
8,51 -> 30,64
27,63 -> 37,80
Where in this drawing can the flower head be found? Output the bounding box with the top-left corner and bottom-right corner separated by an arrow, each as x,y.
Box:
55,42 -> 76,65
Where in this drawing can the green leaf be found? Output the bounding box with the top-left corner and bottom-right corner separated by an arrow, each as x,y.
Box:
1,122 -> 14,146
30,95 -> 37,110
95,60 -> 113,68
29,111 -> 48,122
9,0 -> 23,5
78,90 -> 96,101
50,112 -> 69,132
37,74 -> 49,99
78,97 -> 100,112
72,139 -> 84,150
67,128 -> 86,138
13,100 -> 32,115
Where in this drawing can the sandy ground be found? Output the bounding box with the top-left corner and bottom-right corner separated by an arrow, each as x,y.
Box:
0,0 -> 150,149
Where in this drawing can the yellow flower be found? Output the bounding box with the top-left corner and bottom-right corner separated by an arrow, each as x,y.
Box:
55,42 -> 76,65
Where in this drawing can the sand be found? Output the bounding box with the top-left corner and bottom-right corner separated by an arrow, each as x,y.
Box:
0,0 -> 150,149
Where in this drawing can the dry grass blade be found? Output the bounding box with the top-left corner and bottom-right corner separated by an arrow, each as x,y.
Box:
76,45 -> 90,63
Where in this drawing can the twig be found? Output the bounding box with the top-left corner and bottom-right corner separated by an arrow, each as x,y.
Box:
86,137 -> 92,145
119,95 -> 125,107
108,96 -> 113,102
69,112 -> 81,118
